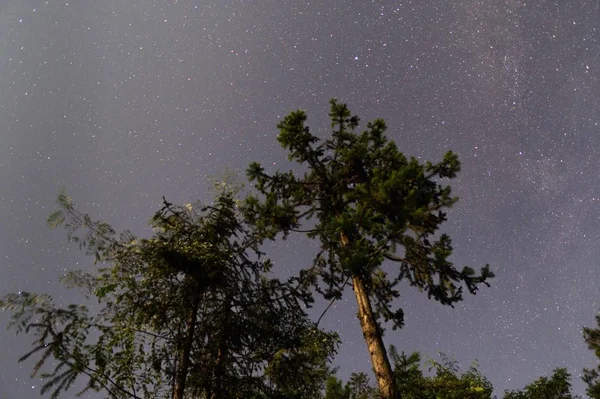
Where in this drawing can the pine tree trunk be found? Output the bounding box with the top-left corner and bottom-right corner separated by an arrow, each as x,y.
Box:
352,275 -> 396,399
172,294 -> 200,399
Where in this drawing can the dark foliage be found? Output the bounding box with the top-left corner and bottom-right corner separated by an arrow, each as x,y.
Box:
1,187 -> 338,398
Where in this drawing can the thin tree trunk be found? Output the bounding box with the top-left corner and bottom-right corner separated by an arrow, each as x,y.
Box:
352,275 -> 396,399
210,292 -> 233,399
172,293 -> 200,399
209,347 -> 224,399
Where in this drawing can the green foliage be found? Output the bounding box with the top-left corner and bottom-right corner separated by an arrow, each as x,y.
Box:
503,368 -> 579,399
323,373 -> 377,399
583,313 -> 600,398
265,327 -> 339,398
324,347 -> 493,399
347,372 -> 378,399
1,188 -> 338,398
390,346 -> 493,399
324,376 -> 351,399
246,99 -> 493,398
245,99 -> 493,331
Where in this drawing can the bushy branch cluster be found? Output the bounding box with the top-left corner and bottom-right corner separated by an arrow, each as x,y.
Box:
245,99 -> 492,331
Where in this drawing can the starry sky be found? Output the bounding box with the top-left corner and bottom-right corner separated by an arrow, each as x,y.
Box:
1,0 -> 600,397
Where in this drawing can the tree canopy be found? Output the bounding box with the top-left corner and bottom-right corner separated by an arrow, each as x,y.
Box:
245,98 -> 493,398
1,187 -> 339,399
390,347 -> 493,399
326,349 -> 582,399
503,368 -> 580,399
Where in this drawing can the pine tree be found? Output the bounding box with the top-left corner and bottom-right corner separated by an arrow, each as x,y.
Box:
244,99 -> 493,398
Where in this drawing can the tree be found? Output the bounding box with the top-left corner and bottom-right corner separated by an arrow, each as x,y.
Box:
1,187 -> 339,399
502,368 -> 579,399
390,347 -> 492,399
347,372 -> 377,399
583,313 -> 600,398
323,373 -> 376,399
244,99 -> 493,398
325,347 -> 492,399
324,376 -> 351,399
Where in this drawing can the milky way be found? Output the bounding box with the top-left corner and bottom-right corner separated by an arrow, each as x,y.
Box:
1,1 -> 600,397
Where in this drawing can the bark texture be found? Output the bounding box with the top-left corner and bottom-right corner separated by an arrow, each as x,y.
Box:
352,275 -> 396,399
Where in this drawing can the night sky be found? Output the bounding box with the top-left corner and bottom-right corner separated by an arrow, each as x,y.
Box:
1,1 -> 600,397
